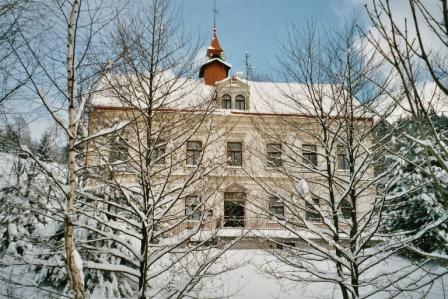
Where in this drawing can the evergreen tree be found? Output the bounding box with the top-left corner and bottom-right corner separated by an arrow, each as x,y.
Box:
37,131 -> 52,162
3,116 -> 32,152
383,115 -> 448,254
0,158 -> 67,294
0,128 -> 6,152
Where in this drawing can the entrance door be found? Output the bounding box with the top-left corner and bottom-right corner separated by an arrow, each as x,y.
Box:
224,200 -> 245,227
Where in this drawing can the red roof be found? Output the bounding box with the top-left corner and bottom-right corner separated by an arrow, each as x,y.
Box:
207,29 -> 223,57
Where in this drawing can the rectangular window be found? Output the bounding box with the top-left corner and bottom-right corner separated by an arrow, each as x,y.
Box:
267,143 -> 282,167
186,195 -> 201,220
303,144 -> 317,166
227,142 -> 242,166
186,141 -> 202,165
269,197 -> 284,219
337,145 -> 350,170
151,139 -> 166,165
341,198 -> 352,219
305,197 -> 320,222
109,135 -> 128,163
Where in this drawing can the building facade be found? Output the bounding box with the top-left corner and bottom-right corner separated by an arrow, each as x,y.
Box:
86,27 -> 375,245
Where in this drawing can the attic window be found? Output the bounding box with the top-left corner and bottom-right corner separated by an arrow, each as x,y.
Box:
222,94 -> 231,109
235,95 -> 245,110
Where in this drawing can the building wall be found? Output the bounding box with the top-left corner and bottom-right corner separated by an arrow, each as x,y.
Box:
86,106 -> 375,231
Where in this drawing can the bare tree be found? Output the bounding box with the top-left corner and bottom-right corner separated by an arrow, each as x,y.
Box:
242,21 -> 446,298
4,0 -> 126,297
75,1 -> 238,298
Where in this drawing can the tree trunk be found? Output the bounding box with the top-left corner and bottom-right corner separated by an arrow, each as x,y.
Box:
65,0 -> 85,298
138,226 -> 149,299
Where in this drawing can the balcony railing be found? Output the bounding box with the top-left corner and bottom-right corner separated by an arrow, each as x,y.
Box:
172,216 -> 290,234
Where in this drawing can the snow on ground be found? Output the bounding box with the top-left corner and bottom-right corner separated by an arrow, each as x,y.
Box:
0,153 -> 446,298
198,250 -> 447,299
1,249 -> 447,298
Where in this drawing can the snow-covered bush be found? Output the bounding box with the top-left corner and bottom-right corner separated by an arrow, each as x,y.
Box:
0,153 -> 68,294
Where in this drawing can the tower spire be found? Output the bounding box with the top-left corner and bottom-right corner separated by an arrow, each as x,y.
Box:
206,3 -> 223,60
199,0 -> 231,85
213,0 -> 217,32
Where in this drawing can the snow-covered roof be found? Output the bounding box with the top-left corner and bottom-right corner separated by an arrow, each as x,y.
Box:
200,57 -> 232,69
90,73 -> 371,118
370,81 -> 448,122
91,72 -> 215,110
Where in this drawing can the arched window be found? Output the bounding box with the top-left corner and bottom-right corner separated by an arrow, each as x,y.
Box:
222,94 -> 231,109
235,95 -> 245,110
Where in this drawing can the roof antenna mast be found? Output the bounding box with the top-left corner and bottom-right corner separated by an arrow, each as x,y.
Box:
245,52 -> 255,81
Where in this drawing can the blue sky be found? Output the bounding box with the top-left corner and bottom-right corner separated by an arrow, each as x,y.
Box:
10,0 -> 367,139
181,0 -> 363,78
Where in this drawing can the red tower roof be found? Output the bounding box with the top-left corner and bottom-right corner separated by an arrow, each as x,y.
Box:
199,27 -> 231,85
207,28 -> 223,58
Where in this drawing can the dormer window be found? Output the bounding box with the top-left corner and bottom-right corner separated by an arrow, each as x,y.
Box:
235,95 -> 246,110
222,94 -> 231,109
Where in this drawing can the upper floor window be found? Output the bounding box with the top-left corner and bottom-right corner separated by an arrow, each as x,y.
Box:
269,197 -> 284,219
222,94 -> 231,109
227,142 -> 242,166
235,95 -> 246,110
186,141 -> 202,165
341,198 -> 352,219
267,143 -> 282,167
109,135 -> 128,163
305,197 -> 321,222
303,144 -> 317,166
186,195 -> 201,220
151,138 -> 166,165
337,145 -> 349,170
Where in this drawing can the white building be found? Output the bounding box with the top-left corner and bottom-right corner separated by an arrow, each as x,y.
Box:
86,27 -> 375,246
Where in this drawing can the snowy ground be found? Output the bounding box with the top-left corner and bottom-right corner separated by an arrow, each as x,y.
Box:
1,153 -> 447,298
83,250 -> 448,299
1,248 -> 443,298
198,250 -> 448,299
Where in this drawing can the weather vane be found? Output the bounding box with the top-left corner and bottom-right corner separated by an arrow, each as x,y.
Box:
213,0 -> 218,30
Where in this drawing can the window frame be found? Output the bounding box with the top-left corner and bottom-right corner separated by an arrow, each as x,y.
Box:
305,197 -> 321,222
266,143 -> 283,167
222,94 -> 232,109
227,142 -> 242,166
303,144 -> 317,166
337,145 -> 350,170
235,95 -> 246,110
150,138 -> 166,165
185,195 -> 201,221
269,197 -> 284,219
109,135 -> 128,163
341,198 -> 352,219
186,140 -> 202,166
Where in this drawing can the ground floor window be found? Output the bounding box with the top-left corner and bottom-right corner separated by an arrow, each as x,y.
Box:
224,192 -> 245,227
269,197 -> 284,219
305,197 -> 321,222
186,195 -> 201,220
